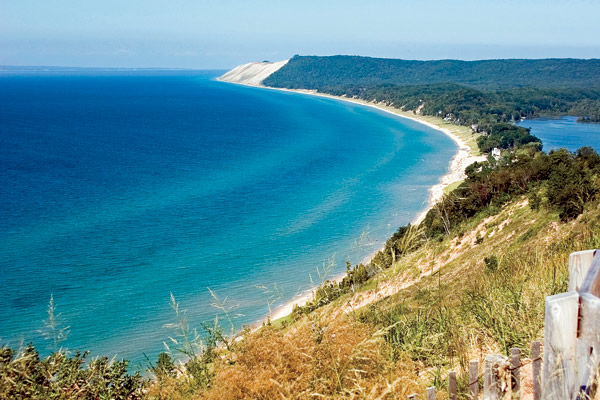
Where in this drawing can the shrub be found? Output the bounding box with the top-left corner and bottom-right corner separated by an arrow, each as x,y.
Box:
484,255 -> 498,273
0,345 -> 145,400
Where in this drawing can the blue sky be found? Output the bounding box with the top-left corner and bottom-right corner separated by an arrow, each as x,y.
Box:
1,0 -> 599,68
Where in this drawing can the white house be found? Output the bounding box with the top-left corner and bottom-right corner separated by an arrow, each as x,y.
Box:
491,147 -> 502,159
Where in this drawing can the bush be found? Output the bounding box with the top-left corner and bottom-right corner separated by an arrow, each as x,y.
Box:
484,255 -> 498,273
0,345 -> 145,400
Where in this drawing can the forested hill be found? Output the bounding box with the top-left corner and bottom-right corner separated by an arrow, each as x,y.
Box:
264,55 -> 600,90
263,55 -> 600,137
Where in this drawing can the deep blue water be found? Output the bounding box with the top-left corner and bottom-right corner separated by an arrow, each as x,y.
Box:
0,71 -> 455,369
517,116 -> 600,152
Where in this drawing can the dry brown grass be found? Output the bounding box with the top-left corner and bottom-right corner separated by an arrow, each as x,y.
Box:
195,318 -> 422,400
146,375 -> 197,400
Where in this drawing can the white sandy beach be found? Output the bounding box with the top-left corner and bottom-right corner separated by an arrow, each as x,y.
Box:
219,61 -> 486,324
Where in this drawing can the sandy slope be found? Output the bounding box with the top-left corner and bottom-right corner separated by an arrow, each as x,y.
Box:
217,60 -> 289,86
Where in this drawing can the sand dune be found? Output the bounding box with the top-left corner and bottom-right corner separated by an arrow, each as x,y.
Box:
218,60 -> 289,86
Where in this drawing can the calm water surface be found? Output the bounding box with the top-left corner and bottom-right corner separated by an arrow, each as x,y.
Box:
517,116 -> 600,152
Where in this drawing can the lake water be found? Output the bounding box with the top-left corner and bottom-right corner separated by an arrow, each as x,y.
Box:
517,116 -> 600,152
0,70 -> 455,369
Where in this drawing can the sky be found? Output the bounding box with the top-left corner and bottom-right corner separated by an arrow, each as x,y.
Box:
1,0 -> 599,69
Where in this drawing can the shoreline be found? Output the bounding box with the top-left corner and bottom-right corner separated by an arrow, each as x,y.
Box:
269,89 -> 485,225
220,79 -> 486,326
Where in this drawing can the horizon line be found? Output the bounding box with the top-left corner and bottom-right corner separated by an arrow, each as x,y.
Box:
3,55 -> 600,71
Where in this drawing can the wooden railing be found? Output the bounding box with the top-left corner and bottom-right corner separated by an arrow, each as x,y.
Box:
405,250 -> 600,400
407,341 -> 541,399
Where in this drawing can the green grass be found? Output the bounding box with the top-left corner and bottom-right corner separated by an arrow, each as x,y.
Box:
412,114 -> 481,155
444,180 -> 464,194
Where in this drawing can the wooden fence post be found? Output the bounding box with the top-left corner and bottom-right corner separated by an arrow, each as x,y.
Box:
579,252 -> 600,297
568,250 -> 596,292
576,292 -> 600,398
542,291 -> 579,400
510,348 -> 520,399
484,354 -> 508,400
426,386 -> 437,400
449,370 -> 457,400
532,341 -> 541,400
469,359 -> 479,399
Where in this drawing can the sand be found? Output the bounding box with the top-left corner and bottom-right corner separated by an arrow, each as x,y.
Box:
218,62 -> 486,323
217,60 -> 288,86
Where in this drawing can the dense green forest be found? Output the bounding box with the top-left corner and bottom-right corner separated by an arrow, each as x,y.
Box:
579,115 -> 600,123
323,84 -> 600,126
264,56 -> 600,137
265,55 -> 600,90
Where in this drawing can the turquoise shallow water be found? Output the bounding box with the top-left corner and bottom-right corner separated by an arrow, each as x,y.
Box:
0,71 -> 456,369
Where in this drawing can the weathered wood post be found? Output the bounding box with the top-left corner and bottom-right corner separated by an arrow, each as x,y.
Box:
484,354 -> 508,400
510,348 -> 520,399
572,251 -> 600,398
426,386 -> 437,400
531,341 -> 542,400
568,250 -> 596,292
542,291 -> 579,399
469,359 -> 479,399
576,293 -> 600,398
449,370 -> 457,400
539,250 -> 600,399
